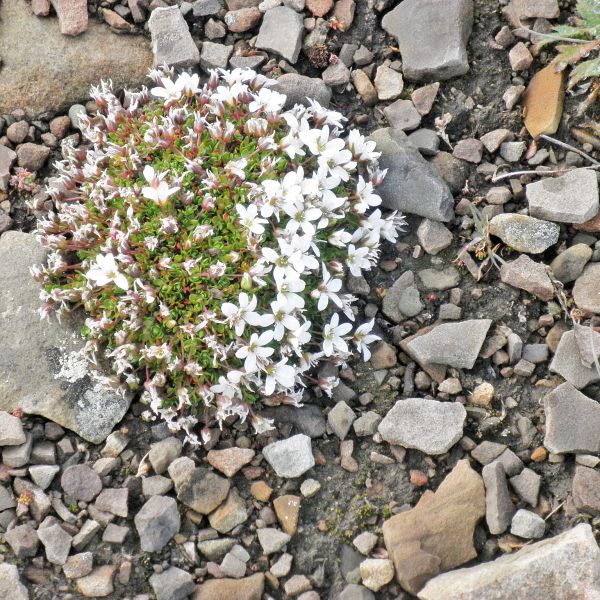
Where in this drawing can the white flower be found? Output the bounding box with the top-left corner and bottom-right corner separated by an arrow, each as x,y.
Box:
221,292 -> 268,336
86,254 -> 129,290
311,263 -> 343,311
263,299 -> 301,341
276,274 -> 305,309
249,87 -> 286,114
322,313 -> 352,356
346,244 -> 371,276
225,158 -> 248,180
263,358 -> 296,395
235,331 -> 274,372
236,203 -> 268,235
142,165 -> 179,205
347,129 -> 380,162
354,176 -> 382,213
353,319 -> 380,360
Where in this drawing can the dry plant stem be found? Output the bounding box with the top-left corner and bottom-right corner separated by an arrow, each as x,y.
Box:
519,27 -> 592,44
491,167 -> 575,182
539,134 -> 600,166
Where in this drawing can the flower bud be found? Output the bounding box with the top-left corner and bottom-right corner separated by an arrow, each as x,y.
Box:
241,272 -> 253,291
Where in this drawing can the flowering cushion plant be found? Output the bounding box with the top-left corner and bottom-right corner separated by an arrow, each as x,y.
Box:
34,67 -> 405,444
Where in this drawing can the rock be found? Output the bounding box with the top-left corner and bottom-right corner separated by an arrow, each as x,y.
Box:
75,565 -> 117,597
353,531 -> 378,555
260,404 -> 326,438
489,214 -> 559,254
6,121 -> 29,145
523,63 -> 565,138
418,266 -> 460,290
500,141 -> 526,162
194,574 -> 264,600
384,99 -> 421,131
0,564 -> 28,600
306,0 -> 333,16
550,243 -> 592,283
503,84 -> 526,110
382,0 -> 473,81
50,0 -> 87,36
257,527 -> 291,554
543,382 -> 600,454
273,494 -> 301,535
272,74 -> 331,108
256,6 -> 303,63
382,459 -> 485,594
574,263 -> 600,314
353,411 -> 382,437
369,128 -> 454,222
549,330 -> 600,389
378,398 -> 466,455
63,552 -> 94,579
199,41 -> 233,70
430,151 -> 468,194
411,82 -> 440,116
5,524 -> 39,558
327,401 -> 357,440
32,0 -> 52,16
150,567 -> 196,600
220,552 -> 247,578
68,104 -> 87,131
61,465 -> 102,502
148,437 -> 182,475
374,66 -> 404,101
263,434 -> 315,478
499,255 -> 554,301
353,45 -> 374,67
207,447 -> 255,477
102,8 -> 131,30
0,411 -> 26,446
148,6 -> 199,68
405,319 -> 492,369
197,538 -> 237,561
504,0 -> 559,22
16,143 -> 50,172
382,276 -> 423,322
510,468 -> 541,506
333,0 -> 355,27
480,128 -> 512,153
573,465 -> 600,515
3,434 -> 32,467
573,322 -> 600,368
176,467 -> 230,514
408,129 -> 440,156
509,41 -> 533,71
225,7 -> 261,31
208,488 -> 248,533
360,558 -> 394,592
193,0 -> 225,16
453,138 -> 483,163
30,464 -> 59,490
339,585 -> 375,600
352,71 -> 378,106
38,522 -> 72,565
0,0 -> 152,117
482,462 -> 515,535
0,145 -> 17,192
527,168 -> 599,224
418,524 -> 600,600
471,382 -> 494,407
322,61 -> 351,87
135,495 -> 180,552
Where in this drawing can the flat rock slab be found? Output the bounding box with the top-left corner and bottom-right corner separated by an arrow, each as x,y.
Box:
527,168 -> 599,224
263,434 -> 315,478
382,459 -> 485,595
0,232 -> 131,443
523,63 -> 565,139
378,398 -> 466,455
194,573 -> 264,600
573,262 -> 600,314
255,6 -> 303,63
418,524 -> 600,600
489,213 -> 559,254
382,0 -> 473,81
370,127 -> 454,222
499,254 -> 554,301
148,6 -> 200,68
549,330 -> 600,390
0,0 -> 152,117
544,382 -> 600,454
405,319 -> 492,369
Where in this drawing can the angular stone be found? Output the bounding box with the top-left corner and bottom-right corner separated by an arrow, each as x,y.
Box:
371,128 -> 454,221
260,404 -> 326,438
208,488 -> 248,533
384,99 -> 422,131
150,567 -> 196,600
524,63 -> 565,138
382,459 -> 485,595
50,0 -> 87,36
416,220 -> 452,255
374,66 -> 404,101
408,129 -> 440,156
480,128 -> 512,153
527,168 -> 599,224
3,433 -> 32,468
75,565 -> 117,598
148,437 -> 182,475
551,243 -> 592,283
352,71 -> 378,107
207,447 -> 255,477
573,322 -> 600,368
489,214 -> 559,254
38,522 -> 72,565
194,574 -> 264,600
148,6 -> 200,68
306,0 -> 333,17
135,495 -> 180,552
453,138 -> 483,163
95,488 -> 129,518
573,465 -> 600,515
418,524 -> 600,600
328,401 -> 357,440
550,330 -> 600,389
0,411 -> 26,446
256,6 -> 303,63
360,558 -> 394,592
322,61 -> 351,87
512,510 -> 545,538
378,398 -> 466,455
63,552 -> 94,579
257,527 -> 291,554
193,0 -> 225,16
382,0 -> 473,81
199,42 -> 233,70
505,0 -> 559,22
544,382 -> 600,454
272,74 -> 331,108
510,468 -> 541,506
273,494 -> 301,535
0,564 -> 28,600
61,464 -> 103,502
499,255 -> 554,301
482,462 -> 514,535
406,319 -> 492,369
29,465 -> 60,490
418,266 -> 461,290
411,82 -> 440,116
509,41 -> 533,71
5,524 -> 39,558
224,7 -> 261,32
0,146 -> 17,192
263,434 -> 315,478
0,0 -> 152,117
16,143 -> 50,172
177,467 -> 230,514
574,263 -> 600,314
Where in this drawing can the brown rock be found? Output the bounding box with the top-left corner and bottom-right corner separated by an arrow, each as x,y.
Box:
102,8 -> 131,31
523,63 -> 565,139
573,263 -> 600,314
382,459 -> 485,595
273,495 -> 301,535
194,573 -> 264,600
546,320 -> 569,353
573,465 -> 600,515
75,565 -> 117,597
207,448 -> 255,477
352,70 -> 378,106
224,7 -> 261,32
250,481 -> 272,502
50,0 -> 88,36
49,116 -> 71,139
574,211 -> 600,232
509,42 -> 533,71
333,0 -> 355,28
411,82 -> 440,116
499,255 -> 554,302
16,143 -> 50,172
6,121 -> 30,144
177,468 -> 230,515
306,0 -> 333,17
207,488 -> 248,533
31,0 -> 52,16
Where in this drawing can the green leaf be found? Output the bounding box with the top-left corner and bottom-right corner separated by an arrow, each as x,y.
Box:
569,55 -> 600,86
578,0 -> 600,28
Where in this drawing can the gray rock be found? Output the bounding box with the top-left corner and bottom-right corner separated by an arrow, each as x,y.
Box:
499,141 -> 526,162
197,537 -> 236,561
417,266 -> 461,290
382,271 -> 422,323
369,128 -> 454,222
149,437 -> 182,475
199,41 -> 233,70
550,243 -> 592,283
328,401 -> 357,440
417,219 -> 453,255
339,584 -> 376,600
271,74 -> 331,108
72,519 -> 101,551
63,552 -> 94,579
256,6 -> 303,63
5,524 -> 39,558
176,467 -> 230,514
353,411 -> 382,437
378,398 -> 466,455
527,168 -> 599,224
510,468 -> 541,507
67,104 -> 87,131
488,214 -> 559,254
322,61 -> 351,87
544,382 -> 600,454
61,464 -> 103,502
135,495 -> 180,552
572,465 -> 600,515
406,319 -> 492,369
482,462 -> 514,535
16,143 -> 50,172
499,255 -> 554,301
511,508 -> 545,539
0,411 -> 26,446
229,55 -> 265,70
221,552 -> 246,578
374,66 -> 404,101
95,488 -> 129,517
260,404 -> 326,438
491,448 -> 523,477
142,475 -> 173,497
257,527 -> 291,554
573,322 -> 600,368
549,330 -> 600,390
0,564 -> 28,600
382,0 -> 473,81
521,343 -> 549,364
263,434 -> 315,478
193,0 -> 224,16
0,145 -> 17,192
38,522 -> 73,565
408,129 -> 440,157
385,99 -> 422,131
0,0 -> 152,117
0,232 -> 131,443
208,488 -> 248,533
149,567 -> 196,600
418,524 -> 600,600
574,262 -> 600,314
29,465 -> 60,490
148,6 -> 200,68
353,46 -> 374,66
471,441 -> 506,465
2,433 -> 32,467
